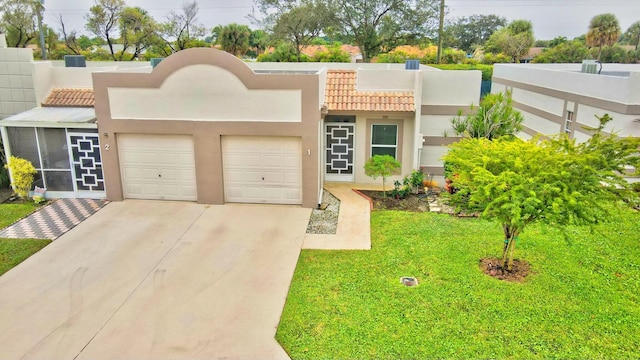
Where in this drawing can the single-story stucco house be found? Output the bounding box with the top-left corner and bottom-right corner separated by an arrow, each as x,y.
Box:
1,38 -> 482,207
4,34 -> 640,206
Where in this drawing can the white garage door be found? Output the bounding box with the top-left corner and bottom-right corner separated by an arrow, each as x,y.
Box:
222,136 -> 302,205
118,134 -> 197,201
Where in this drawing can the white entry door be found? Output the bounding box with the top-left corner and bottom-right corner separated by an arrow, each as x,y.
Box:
222,136 -> 302,205
118,134 -> 197,201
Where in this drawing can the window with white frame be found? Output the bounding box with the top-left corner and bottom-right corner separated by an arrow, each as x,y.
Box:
565,110 -> 574,134
371,124 -> 398,159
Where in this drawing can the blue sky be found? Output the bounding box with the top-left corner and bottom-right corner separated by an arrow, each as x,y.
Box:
43,0 -> 640,40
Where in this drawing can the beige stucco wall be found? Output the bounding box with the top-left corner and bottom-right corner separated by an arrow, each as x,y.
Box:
93,48 -> 321,208
108,64 -> 302,122
0,45 -> 37,118
349,112 -> 415,184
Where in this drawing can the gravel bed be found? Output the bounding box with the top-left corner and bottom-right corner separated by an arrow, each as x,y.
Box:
306,190 -> 340,234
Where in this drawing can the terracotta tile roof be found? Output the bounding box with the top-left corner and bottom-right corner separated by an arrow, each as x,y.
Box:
41,88 -> 94,107
324,70 -> 414,112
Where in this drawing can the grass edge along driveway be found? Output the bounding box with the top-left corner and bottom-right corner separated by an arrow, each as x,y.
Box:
0,202 -> 51,276
277,209 -> 640,359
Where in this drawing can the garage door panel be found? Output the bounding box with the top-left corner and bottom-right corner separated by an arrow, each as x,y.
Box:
284,189 -> 302,200
282,155 -> 300,168
118,134 -> 197,201
263,155 -> 283,167
282,172 -> 301,184
222,136 -> 302,205
262,171 -> 282,182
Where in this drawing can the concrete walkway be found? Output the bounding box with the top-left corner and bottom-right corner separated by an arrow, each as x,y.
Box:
303,182 -> 380,250
0,200 -> 310,360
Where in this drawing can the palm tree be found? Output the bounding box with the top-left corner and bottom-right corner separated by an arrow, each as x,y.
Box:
625,21 -> 640,51
586,13 -> 621,60
219,23 -> 251,57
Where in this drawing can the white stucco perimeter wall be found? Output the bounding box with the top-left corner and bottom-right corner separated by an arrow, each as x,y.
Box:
356,70 -> 416,91
511,87 -> 565,117
108,64 -> 302,122
577,104 -> 640,136
494,64 -> 637,105
521,110 -> 561,135
421,70 -> 481,105
421,145 -> 449,168
420,115 -> 455,136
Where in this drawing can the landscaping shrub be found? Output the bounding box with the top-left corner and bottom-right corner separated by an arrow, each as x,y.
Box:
4,156 -> 36,198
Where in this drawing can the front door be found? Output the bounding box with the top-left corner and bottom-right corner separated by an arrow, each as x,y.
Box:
67,132 -> 105,196
325,123 -> 355,182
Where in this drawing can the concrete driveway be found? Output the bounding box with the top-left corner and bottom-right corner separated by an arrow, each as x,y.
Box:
0,200 -> 311,360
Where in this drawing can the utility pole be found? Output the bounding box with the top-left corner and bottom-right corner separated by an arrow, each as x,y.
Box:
436,0 -> 444,64
37,0 -> 46,60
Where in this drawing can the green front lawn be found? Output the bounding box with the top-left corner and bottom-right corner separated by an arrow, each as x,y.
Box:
0,202 -> 50,276
0,202 -> 40,229
277,209 -> 640,359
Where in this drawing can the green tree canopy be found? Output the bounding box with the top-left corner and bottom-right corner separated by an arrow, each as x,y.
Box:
159,0 -> 206,52
443,114 -> 640,271
248,29 -> 268,57
85,0 -> 125,60
257,41 -> 305,62
364,155 -> 401,195
218,23 -> 251,57
484,19 -> 535,63
328,0 -> 440,62
445,14 -> 507,53
623,21 -> 640,51
310,43 -> 351,62
1,0 -> 39,48
450,92 -> 524,140
532,40 -> 591,63
118,6 -> 158,61
272,1 -> 334,62
586,13 -> 621,60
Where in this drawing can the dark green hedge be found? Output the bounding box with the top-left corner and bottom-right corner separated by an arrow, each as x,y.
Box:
427,64 -> 493,81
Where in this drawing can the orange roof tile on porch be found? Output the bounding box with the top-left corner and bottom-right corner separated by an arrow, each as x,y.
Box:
41,88 -> 94,107
324,70 -> 415,112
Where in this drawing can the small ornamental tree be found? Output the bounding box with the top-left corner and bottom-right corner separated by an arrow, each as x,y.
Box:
4,156 -> 36,198
364,155 -> 401,196
443,114 -> 639,271
450,91 -> 524,140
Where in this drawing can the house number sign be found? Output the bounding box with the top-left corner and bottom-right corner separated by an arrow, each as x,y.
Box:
104,144 -> 110,151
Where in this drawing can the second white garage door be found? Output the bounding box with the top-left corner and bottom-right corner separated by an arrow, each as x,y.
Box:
222,136 -> 302,205
118,134 -> 197,201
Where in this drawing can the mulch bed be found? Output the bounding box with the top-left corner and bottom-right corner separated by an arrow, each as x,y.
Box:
358,190 -> 430,212
0,188 -> 16,204
480,257 -> 531,282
